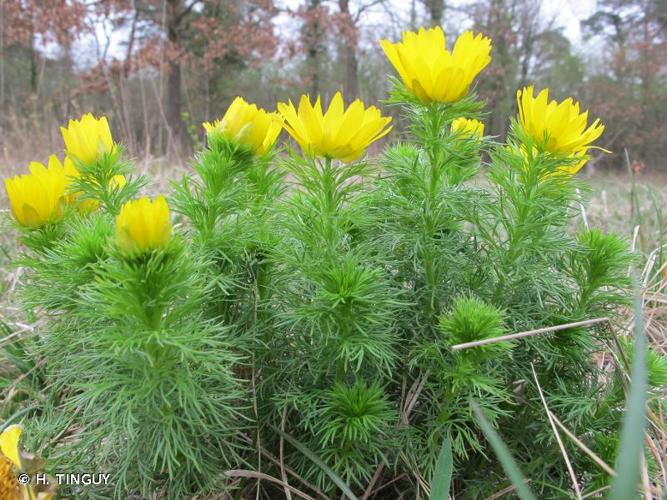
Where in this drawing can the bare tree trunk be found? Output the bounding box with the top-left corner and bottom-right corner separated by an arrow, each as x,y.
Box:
166,62 -> 183,143
517,1 -> 540,90
338,0 -> 359,98
29,24 -> 37,93
304,0 -> 323,96
485,0 -> 512,138
117,6 -> 140,155
165,0 -> 186,154
639,3 -> 652,160
421,0 -> 445,27
139,71 -> 150,158
344,42 -> 359,98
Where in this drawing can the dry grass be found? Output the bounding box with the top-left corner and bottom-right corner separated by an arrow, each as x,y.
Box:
584,171 -> 667,248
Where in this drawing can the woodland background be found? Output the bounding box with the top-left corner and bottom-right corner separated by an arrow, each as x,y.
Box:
0,0 -> 666,170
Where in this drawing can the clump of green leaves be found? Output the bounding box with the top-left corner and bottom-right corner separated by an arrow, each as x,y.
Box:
302,382 -> 395,490
439,297 -> 507,350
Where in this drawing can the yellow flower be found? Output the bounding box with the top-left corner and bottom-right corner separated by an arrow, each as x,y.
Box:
60,113 -> 114,165
380,27 -> 492,103
0,425 -> 23,500
451,117 -> 485,138
277,91 -> 392,162
115,196 -> 172,254
0,425 -> 52,500
31,155 -> 78,205
516,86 -> 605,158
0,425 -> 22,476
4,157 -> 67,227
203,97 -> 282,154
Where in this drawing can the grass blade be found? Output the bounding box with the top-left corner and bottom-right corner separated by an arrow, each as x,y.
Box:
471,401 -> 536,500
430,436 -> 453,500
608,292 -> 647,500
272,425 -> 358,500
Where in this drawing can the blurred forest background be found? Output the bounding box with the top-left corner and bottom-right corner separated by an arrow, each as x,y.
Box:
0,0 -> 666,170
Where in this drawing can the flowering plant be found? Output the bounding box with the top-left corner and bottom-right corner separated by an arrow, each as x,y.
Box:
3,26 -> 664,500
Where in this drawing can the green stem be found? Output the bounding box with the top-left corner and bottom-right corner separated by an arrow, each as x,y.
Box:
419,106 -> 445,318
335,359 -> 345,384
505,161 -> 540,264
316,157 -> 340,252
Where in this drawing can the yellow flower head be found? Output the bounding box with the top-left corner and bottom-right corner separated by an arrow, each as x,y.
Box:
451,117 -> 485,138
33,155 -> 78,204
60,113 -> 114,165
115,196 -> 172,254
0,425 -> 23,500
277,91 -> 392,162
4,157 -> 68,227
0,425 -> 52,500
381,27 -> 492,103
1,425 -> 22,474
203,97 -> 282,154
516,86 -> 605,158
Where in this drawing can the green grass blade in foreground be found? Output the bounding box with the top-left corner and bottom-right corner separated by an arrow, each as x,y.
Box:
430,436 -> 453,500
608,292 -> 647,500
272,425 -> 358,500
471,401 -> 537,500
